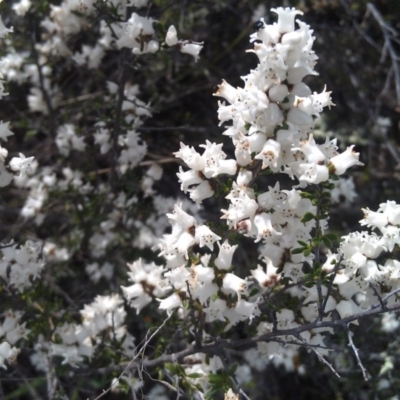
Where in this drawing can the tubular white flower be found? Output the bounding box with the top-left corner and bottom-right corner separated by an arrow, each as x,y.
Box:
360,207 -> 388,229
180,42 -> 203,62
329,145 -> 363,175
255,139 -> 281,170
9,153 -> 34,176
287,107 -> 313,126
215,240 -> 238,270
253,212 -> 282,242
271,7 -> 303,33
188,180 -> 214,204
177,167 -> 203,193
0,342 -> 19,369
379,201 -> 400,226
236,169 -> 252,186
194,225 -> 221,251
174,142 -> 204,171
213,80 -> 239,104
222,273 -> 248,300
293,134 -> 326,164
298,163 -> 329,184
157,293 -> 182,315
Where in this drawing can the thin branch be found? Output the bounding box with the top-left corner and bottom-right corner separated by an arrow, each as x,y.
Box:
367,3 -> 400,103
15,366 -> 45,400
345,324 -> 369,381
92,313 -> 173,400
369,283 -> 387,310
29,20 -> 56,135
87,298 -> 400,377
110,49 -> 131,188
321,257 -> 344,314
294,333 -> 340,378
217,349 -> 251,400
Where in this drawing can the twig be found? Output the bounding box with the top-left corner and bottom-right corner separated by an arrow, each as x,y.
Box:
321,257 -> 343,315
294,333 -> 340,378
369,283 -> 387,310
86,298 -> 400,379
92,313 -> 174,400
110,49 -> 130,188
15,366 -> 45,400
217,349 -> 251,400
367,3 -> 400,103
345,324 -> 369,381
29,19 -> 56,134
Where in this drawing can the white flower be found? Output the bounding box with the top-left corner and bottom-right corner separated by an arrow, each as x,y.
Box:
294,134 -> 326,164
0,122 -> 13,142
298,163 -> 329,184
174,143 -> 204,170
251,257 -> 280,287
9,153 -> 34,176
116,13 -> 156,55
329,145 -> 363,175
189,180 -> 214,204
253,212 -> 282,242
12,0 -> 32,16
213,80 -> 239,104
271,7 -> 303,33
287,107 -> 313,126
335,300 -> 362,323
215,240 -> 238,270
225,388 -> 239,400
0,16 -> 13,39
222,273 -> 248,299
179,42 -> 203,62
255,139 -> 281,170
157,293 -> 182,314
0,342 -> 19,369
360,207 -> 388,229
195,225 -> 221,250
379,201 -> 400,226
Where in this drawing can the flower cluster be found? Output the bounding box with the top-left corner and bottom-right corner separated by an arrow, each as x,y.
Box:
119,7 -> 400,394
1,1 -> 400,398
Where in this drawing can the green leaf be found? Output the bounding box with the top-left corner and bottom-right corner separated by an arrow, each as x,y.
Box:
300,192 -> 314,199
205,388 -> 220,400
249,287 -> 259,297
208,373 -> 223,384
229,363 -> 238,374
291,247 -> 305,255
303,248 -> 312,257
187,373 -> 205,379
297,240 -> 308,247
301,212 -> 315,223
322,237 -> 332,248
311,237 -> 320,247
325,233 -> 339,241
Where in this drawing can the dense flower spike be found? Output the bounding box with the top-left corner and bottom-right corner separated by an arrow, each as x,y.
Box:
119,7 -> 400,396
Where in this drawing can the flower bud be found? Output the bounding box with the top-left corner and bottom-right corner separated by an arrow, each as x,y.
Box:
165,25 -> 178,46
268,84 -> 289,103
